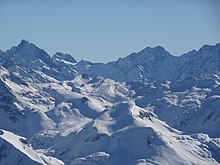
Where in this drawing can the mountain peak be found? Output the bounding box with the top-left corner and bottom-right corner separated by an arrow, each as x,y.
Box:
199,44 -> 212,51
18,39 -> 31,47
153,45 -> 166,51
198,43 -> 220,51
1,39 -> 56,70
20,39 -> 29,44
13,40 -> 38,54
134,45 -> 171,62
53,52 -> 77,63
139,45 -> 169,55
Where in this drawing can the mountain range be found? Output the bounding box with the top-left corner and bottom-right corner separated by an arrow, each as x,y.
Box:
0,40 -> 220,165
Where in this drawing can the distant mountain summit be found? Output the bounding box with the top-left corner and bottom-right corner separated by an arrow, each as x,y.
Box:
0,40 -> 77,81
2,39 -> 55,69
1,40 -> 220,82
76,43 -> 220,81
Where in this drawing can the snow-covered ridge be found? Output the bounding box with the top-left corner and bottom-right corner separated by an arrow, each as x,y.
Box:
0,129 -> 64,164
0,40 -> 220,164
76,43 -> 220,82
1,40 -> 220,82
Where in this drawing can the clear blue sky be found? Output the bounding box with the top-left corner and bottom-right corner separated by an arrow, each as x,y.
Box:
0,0 -> 220,62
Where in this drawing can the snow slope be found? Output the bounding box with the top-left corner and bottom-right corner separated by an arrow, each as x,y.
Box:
0,40 -> 220,164
0,129 -> 64,165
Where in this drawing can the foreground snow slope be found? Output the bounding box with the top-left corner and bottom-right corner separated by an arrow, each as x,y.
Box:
0,129 -> 64,165
0,40 -> 220,164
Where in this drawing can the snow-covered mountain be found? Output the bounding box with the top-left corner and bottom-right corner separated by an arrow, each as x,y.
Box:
0,40 -> 220,165
0,40 -> 77,82
76,43 -> 220,82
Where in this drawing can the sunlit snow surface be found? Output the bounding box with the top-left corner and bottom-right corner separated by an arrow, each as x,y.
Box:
0,41 -> 220,164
